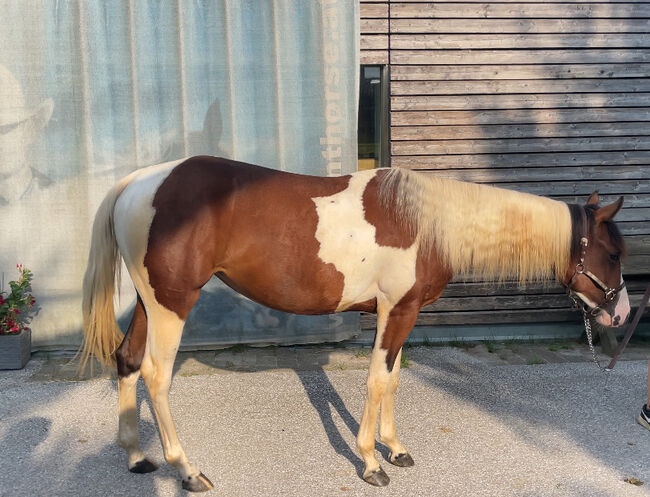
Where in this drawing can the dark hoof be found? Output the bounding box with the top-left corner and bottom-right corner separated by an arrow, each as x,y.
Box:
182,473 -> 214,492
390,452 -> 415,467
129,458 -> 158,474
363,467 -> 390,487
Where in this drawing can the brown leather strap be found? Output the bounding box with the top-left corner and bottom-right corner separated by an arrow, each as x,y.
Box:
606,283 -> 650,371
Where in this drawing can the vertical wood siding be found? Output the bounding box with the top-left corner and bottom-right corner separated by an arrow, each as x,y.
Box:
360,0 -> 650,329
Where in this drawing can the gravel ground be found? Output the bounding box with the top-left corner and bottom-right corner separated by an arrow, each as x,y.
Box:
0,345 -> 648,497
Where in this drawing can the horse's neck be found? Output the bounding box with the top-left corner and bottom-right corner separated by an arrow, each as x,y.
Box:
423,182 -> 573,283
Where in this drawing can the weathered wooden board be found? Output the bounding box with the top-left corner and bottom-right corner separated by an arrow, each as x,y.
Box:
391,137 -> 650,155
362,309 -> 581,328
390,151 -> 650,169
404,166 -> 650,183
390,18 -> 650,34
617,208 -> 650,222
439,278 -> 650,297
392,79 -> 650,96
391,49 -> 650,65
360,3 -> 388,18
466,180 -> 650,196
361,50 -> 389,64
390,3 -> 650,19
627,235 -> 650,254
360,19 -> 388,34
413,176 -> 650,197
420,290 -> 650,312
361,35 -> 388,50
422,294 -> 572,313
391,93 -> 650,111
391,108 -> 650,126
391,123 -> 650,141
390,64 -> 650,81
391,33 -> 650,50
361,303 -> 649,328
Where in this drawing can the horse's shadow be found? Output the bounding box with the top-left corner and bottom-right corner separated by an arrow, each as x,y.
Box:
171,350 -> 389,479
294,368 -> 388,477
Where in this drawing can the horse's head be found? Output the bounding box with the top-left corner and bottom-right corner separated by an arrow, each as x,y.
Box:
565,192 -> 630,328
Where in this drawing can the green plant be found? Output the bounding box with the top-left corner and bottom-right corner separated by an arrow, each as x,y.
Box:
485,341 -> 496,353
548,343 -> 572,351
400,352 -> 410,369
354,348 -> 369,358
0,265 -> 36,335
527,357 -> 546,365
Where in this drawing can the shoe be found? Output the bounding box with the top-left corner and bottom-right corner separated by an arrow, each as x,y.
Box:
637,404 -> 650,431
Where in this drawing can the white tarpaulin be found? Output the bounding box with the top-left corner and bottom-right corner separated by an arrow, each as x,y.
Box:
0,0 -> 360,349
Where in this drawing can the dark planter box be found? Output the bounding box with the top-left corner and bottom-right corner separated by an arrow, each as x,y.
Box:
0,329 -> 31,370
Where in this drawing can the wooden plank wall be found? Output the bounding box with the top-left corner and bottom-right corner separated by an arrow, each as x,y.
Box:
360,0 -> 650,330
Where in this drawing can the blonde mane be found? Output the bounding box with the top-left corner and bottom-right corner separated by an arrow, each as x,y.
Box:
379,168 -> 572,282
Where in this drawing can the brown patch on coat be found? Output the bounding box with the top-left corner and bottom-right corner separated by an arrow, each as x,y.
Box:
144,156 -> 350,318
363,172 -> 417,249
381,249 -> 452,371
115,295 -> 147,377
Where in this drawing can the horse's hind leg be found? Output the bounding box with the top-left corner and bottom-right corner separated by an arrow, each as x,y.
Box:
139,291 -> 213,493
115,295 -> 157,473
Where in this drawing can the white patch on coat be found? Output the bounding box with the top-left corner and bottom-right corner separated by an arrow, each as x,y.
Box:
114,158 -> 186,287
312,170 -> 419,312
612,276 -> 631,327
576,276 -> 630,328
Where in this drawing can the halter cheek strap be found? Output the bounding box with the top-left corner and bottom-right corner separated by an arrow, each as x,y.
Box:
566,208 -> 625,316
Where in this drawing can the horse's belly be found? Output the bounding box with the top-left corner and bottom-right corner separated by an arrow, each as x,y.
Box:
215,267 -> 344,315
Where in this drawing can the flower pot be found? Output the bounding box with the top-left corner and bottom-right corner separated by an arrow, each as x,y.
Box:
0,328 -> 31,370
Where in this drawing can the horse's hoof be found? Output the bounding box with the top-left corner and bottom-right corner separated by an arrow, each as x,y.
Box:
129,458 -> 158,474
390,452 -> 415,467
363,467 -> 390,487
182,473 -> 214,492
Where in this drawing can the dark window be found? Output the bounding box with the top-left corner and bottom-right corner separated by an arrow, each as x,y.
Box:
358,65 -> 388,170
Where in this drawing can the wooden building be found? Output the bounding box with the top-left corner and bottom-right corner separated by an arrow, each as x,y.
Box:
359,0 -> 650,336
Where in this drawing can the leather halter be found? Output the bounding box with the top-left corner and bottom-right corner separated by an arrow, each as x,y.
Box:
566,206 -> 626,316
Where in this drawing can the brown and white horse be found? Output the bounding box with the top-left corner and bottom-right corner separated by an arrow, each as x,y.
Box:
80,156 -> 630,491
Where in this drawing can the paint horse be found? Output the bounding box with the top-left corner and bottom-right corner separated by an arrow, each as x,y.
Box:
80,156 -> 630,492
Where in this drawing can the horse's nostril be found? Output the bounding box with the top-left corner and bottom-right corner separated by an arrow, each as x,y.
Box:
613,315 -> 621,326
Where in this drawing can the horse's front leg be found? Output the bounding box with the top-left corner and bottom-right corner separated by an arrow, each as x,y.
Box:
357,300 -> 420,486
379,347 -> 414,467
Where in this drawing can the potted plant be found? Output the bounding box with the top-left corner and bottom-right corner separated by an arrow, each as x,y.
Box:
0,265 -> 36,369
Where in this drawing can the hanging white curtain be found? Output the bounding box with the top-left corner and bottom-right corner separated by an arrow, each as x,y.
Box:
0,0 -> 360,348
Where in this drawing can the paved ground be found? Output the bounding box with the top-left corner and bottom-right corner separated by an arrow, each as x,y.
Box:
1,340 -> 649,497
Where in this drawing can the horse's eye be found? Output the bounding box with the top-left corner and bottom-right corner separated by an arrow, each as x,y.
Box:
609,253 -> 620,262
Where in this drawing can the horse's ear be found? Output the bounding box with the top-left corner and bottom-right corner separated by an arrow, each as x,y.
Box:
595,196 -> 624,223
586,191 -> 599,206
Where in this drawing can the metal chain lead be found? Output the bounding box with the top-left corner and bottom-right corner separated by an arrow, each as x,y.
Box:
583,312 -> 607,372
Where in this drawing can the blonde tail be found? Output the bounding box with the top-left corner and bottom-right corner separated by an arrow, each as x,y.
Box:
78,175 -> 135,372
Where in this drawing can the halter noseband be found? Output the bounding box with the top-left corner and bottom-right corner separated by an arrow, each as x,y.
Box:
566,206 -> 625,316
